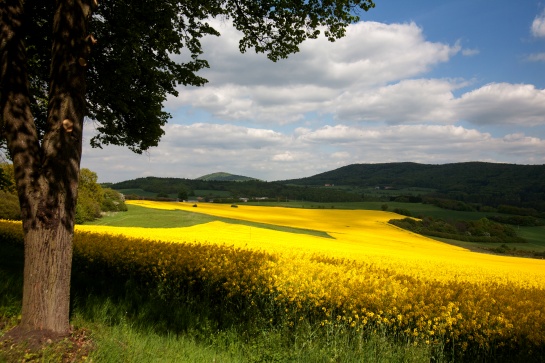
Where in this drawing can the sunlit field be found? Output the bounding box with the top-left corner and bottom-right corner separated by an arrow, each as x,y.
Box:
79,200 -> 545,289
3,200 -> 543,360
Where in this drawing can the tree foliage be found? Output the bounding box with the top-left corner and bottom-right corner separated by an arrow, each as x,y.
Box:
388,217 -> 525,244
0,162 -> 15,194
0,163 -> 20,220
76,168 -> 127,223
112,176 -> 365,203
13,0 -> 376,155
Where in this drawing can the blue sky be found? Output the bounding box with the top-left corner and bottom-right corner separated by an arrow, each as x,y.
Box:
83,0 -> 545,183
371,1 -> 544,88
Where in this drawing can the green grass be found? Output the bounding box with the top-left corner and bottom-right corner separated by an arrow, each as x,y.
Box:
90,204 -> 217,228
0,240 -> 441,363
517,225 -> 545,247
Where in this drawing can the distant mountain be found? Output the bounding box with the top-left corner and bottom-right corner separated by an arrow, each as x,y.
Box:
281,162 -> 545,188
196,172 -> 257,182
280,162 -> 545,210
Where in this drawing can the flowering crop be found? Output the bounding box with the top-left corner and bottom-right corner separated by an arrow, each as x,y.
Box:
2,200 -> 544,359
117,201 -> 545,288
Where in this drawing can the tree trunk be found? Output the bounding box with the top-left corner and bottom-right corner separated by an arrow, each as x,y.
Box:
1,0 -> 93,336
20,225 -> 74,333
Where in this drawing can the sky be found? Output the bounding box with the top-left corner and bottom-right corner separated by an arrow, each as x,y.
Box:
82,0 -> 545,183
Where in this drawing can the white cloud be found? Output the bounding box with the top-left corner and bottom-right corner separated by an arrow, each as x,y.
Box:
456,83 -> 545,126
527,53 -> 545,62
333,79 -> 459,124
160,123 -> 286,149
271,152 -> 295,161
461,48 -> 480,56
196,20 -> 458,88
167,20 -> 460,125
80,16 -> 545,184
531,10 -> 545,38
168,20 -> 545,128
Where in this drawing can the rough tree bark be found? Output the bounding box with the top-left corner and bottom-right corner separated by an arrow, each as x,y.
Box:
0,0 -> 95,336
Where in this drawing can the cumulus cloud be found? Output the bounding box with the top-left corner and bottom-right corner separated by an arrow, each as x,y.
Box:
167,19 -> 460,124
160,123 -> 286,149
167,20 -> 545,128
527,53 -> 545,62
456,83 -> 545,126
532,10 -> 545,38
192,20 -> 458,88
333,79 -> 459,124
271,152 -> 295,161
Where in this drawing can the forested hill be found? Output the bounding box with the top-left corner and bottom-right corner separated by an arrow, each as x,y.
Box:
282,162 -> 545,188
109,162 -> 545,211
196,172 -> 257,181
282,162 -> 545,209
109,176 -> 366,203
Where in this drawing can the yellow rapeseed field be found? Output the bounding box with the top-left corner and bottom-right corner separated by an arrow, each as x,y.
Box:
3,199 -> 543,356
78,200 -> 545,289
71,200 -> 545,355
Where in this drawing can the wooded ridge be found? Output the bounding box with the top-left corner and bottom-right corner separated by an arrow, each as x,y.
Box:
281,162 -> 545,211
108,162 -> 545,212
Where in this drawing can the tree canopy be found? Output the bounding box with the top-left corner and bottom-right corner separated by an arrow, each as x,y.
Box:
15,0 -> 376,155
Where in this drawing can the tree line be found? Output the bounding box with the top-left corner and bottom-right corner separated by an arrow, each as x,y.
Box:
111,177 -> 365,203
388,216 -> 525,244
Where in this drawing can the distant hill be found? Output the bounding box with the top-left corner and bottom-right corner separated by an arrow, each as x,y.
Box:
110,175 -> 364,203
281,162 -> 545,188
109,162 -> 545,211
196,172 -> 257,182
281,162 -> 545,210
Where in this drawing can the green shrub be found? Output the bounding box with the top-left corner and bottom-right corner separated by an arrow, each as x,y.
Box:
101,188 -> 128,212
389,216 -> 526,243
393,208 -> 412,217
0,191 -> 21,220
